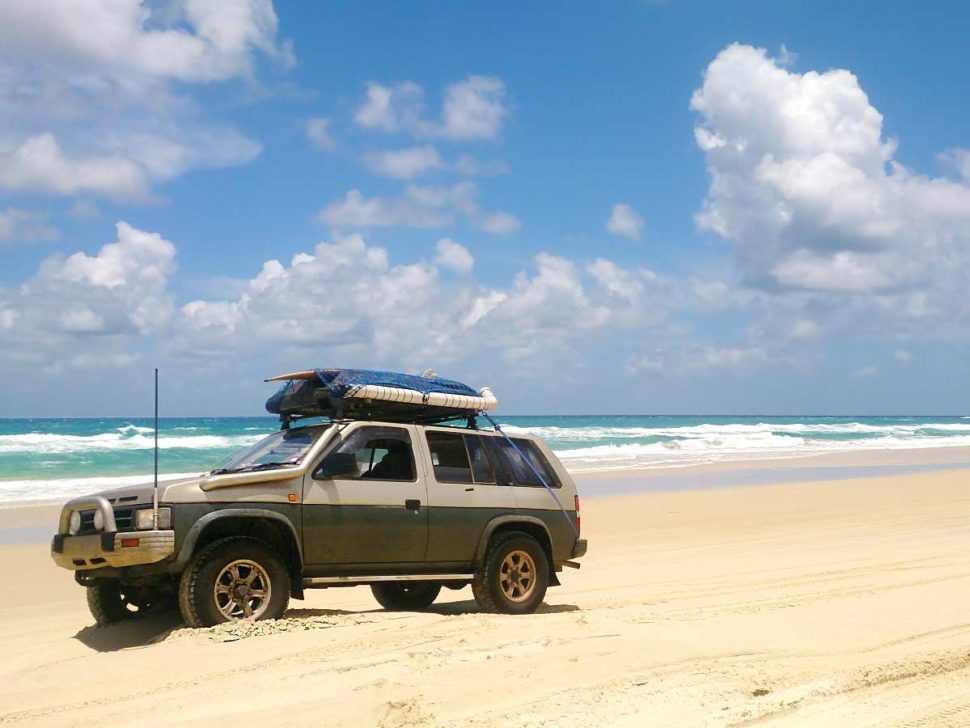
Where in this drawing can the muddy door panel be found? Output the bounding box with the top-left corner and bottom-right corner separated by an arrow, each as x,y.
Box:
302,424 -> 429,565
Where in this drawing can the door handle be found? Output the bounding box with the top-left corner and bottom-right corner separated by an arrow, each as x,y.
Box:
405,499 -> 421,511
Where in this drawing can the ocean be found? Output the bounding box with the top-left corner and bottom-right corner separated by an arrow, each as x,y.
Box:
2,415 -> 970,505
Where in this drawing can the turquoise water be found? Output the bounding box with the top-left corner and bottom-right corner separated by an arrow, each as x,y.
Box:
2,415 -> 970,504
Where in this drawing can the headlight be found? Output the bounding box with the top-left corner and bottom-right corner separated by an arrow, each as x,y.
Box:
134,507 -> 171,530
93,509 -> 104,531
68,511 -> 82,535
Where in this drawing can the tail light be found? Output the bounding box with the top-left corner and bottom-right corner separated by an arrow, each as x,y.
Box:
574,494 -> 581,536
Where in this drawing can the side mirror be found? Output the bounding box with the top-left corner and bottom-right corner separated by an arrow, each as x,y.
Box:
314,452 -> 358,480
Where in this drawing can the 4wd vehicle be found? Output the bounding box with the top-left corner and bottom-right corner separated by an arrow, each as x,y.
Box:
51,369 -> 587,627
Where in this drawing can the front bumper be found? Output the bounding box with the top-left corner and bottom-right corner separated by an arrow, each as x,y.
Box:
51,530 -> 175,570
51,494 -> 174,571
571,538 -> 588,559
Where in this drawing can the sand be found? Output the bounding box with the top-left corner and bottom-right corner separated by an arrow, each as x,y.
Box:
1,468 -> 969,726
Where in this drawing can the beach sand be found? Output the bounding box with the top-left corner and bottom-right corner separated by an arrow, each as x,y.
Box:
1,467 -> 969,726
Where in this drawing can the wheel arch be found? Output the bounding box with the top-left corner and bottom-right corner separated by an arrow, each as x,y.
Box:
474,515 -> 559,586
173,509 -> 304,599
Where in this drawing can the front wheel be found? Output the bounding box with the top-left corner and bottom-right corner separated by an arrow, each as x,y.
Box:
472,532 -> 549,614
371,581 -> 441,611
86,580 -> 151,625
178,537 -> 290,628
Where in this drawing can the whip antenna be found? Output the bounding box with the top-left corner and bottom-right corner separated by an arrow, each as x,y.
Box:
152,367 -> 159,529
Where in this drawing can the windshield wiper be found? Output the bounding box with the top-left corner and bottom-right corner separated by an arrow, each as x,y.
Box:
210,462 -> 300,475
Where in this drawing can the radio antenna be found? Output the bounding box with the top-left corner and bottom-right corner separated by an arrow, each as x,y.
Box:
152,367 -> 159,529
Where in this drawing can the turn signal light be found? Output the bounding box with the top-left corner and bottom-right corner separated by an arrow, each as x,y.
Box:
574,494 -> 581,535
120,538 -> 141,548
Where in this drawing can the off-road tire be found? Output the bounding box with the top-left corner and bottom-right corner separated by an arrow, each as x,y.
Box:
86,580 -> 148,625
370,581 -> 442,611
178,536 -> 290,628
472,531 -> 549,615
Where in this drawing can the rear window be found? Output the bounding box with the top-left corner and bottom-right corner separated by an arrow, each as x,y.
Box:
426,432 -> 496,484
493,438 -> 561,488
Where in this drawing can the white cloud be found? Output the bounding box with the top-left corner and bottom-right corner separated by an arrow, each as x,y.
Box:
0,221 -> 176,370
440,76 -> 507,140
691,43 -> 970,339
365,146 -> 443,179
434,238 -> 474,274
606,203 -> 645,240
67,200 -> 101,220
939,148 -> 970,181
0,134 -> 151,201
318,182 -> 519,234
851,365 -> 879,378
0,207 -> 58,243
893,348 -> 913,363
480,211 -> 521,235
354,81 -> 425,133
169,236 -> 662,369
628,344 -> 772,373
305,117 -> 335,151
777,44 -> 798,67
0,1 -> 286,200
0,0 -> 291,85
353,76 -> 508,141
453,155 -> 510,176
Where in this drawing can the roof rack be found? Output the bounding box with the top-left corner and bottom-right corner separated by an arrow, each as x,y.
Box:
264,368 -> 497,428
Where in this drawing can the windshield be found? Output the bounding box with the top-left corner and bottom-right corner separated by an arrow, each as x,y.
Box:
212,426 -> 328,474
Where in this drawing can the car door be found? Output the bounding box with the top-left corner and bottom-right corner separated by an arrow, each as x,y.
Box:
302,423 -> 429,566
422,429 -> 515,563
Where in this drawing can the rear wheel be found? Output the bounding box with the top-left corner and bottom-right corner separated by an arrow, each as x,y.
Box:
86,580 -> 151,625
371,581 -> 441,611
178,537 -> 290,628
472,531 -> 549,614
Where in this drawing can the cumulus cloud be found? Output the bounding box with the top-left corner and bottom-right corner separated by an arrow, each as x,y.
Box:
434,238 -> 474,274
0,0 -> 292,85
606,203 -> 645,240
628,344 -> 772,374
305,117 -> 335,151
0,207 -> 58,243
0,0 -> 287,199
480,211 -> 522,235
691,43 -> 970,341
0,134 -> 151,201
0,221 -> 176,370
353,76 -> 508,141
169,235 -> 662,369
440,76 -> 507,140
365,146 -> 443,179
318,182 -> 520,234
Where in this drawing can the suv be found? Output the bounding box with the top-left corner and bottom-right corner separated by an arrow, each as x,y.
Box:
51,420 -> 587,626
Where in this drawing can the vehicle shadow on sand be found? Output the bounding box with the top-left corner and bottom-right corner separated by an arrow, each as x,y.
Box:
75,601 -> 582,652
74,611 -> 183,652
290,600 -> 579,618
416,599 -> 580,616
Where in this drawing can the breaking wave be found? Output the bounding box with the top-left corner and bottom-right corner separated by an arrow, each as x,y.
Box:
0,432 -> 263,455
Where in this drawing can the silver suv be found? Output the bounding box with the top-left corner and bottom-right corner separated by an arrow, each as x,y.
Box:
51,419 -> 587,626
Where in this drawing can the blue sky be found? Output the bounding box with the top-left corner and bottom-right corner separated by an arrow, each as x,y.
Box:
1,0 -> 970,416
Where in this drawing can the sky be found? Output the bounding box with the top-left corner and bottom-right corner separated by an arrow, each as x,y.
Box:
1,0 -> 970,417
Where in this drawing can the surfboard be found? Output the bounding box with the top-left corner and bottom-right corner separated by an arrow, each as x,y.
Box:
264,368 -> 498,423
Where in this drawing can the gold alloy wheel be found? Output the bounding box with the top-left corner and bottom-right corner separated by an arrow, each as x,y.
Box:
499,549 -> 536,603
213,559 -> 272,620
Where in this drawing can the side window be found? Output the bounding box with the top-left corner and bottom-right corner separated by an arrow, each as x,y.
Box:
465,435 -> 496,484
321,426 -> 415,481
494,438 -> 561,488
426,432 -> 473,483
425,432 -> 498,484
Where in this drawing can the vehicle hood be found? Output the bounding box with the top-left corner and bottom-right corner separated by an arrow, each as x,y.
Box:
96,476 -> 204,506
